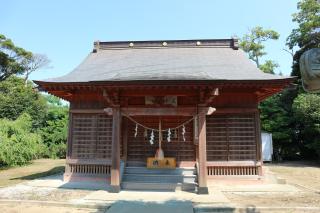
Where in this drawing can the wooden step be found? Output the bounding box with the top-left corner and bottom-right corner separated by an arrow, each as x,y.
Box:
121,182 -> 196,192
122,173 -> 196,183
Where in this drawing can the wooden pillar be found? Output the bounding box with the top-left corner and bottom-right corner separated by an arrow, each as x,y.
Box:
66,112 -> 73,159
197,107 -> 209,194
110,106 -> 121,193
255,110 -> 263,176
64,112 -> 73,178
122,118 -> 128,162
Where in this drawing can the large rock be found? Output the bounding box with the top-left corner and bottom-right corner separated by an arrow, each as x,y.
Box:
300,48 -> 320,92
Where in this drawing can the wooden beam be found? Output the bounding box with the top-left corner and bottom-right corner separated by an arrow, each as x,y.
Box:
214,108 -> 258,114
121,107 -> 196,116
206,161 -> 262,167
110,106 -> 121,193
120,89 -> 198,97
197,106 -> 209,194
66,159 -> 112,165
70,109 -> 107,114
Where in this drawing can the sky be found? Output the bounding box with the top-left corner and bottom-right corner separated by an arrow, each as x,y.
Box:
1,0 -> 299,81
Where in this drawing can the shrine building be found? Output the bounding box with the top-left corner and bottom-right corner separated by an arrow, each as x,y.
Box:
35,39 -> 294,194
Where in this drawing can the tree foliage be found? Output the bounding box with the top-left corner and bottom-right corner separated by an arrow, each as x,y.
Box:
287,0 -> 320,50
0,35 -> 67,166
0,34 -> 32,81
0,113 -> 47,166
292,94 -> 320,158
259,90 -> 299,159
240,26 -> 280,67
40,95 -> 68,158
284,0 -> 320,159
287,0 -> 320,78
24,54 -> 50,86
240,1 -> 320,160
259,60 -> 279,74
0,76 -> 47,129
0,76 -> 68,165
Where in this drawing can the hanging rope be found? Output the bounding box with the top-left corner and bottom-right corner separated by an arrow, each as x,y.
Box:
122,112 -> 195,132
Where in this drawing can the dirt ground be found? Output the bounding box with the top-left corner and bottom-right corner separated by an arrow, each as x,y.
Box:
0,159 -> 65,187
225,161 -> 320,209
0,160 -> 320,212
0,203 -> 106,213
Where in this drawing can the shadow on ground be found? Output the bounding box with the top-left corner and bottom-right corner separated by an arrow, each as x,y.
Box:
103,200 -> 261,213
105,199 -> 193,213
10,166 -> 65,181
195,205 -> 261,213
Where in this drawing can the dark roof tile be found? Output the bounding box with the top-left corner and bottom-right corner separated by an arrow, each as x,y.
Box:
40,39 -> 291,83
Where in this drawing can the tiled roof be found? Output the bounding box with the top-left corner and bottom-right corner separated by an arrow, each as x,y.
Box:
39,39 -> 292,83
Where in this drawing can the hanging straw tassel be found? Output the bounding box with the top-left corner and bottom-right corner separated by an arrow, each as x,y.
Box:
134,123 -> 138,138
149,130 -> 154,145
167,128 -> 171,142
182,125 -> 186,141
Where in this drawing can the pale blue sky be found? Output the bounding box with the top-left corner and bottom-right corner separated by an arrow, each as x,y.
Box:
1,0 -> 299,80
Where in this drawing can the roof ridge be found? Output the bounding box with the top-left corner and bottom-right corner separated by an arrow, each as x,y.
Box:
93,38 -> 239,52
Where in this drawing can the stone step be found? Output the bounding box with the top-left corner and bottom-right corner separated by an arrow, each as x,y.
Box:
121,181 -> 196,192
124,167 -> 196,175
122,173 -> 196,183
126,161 -> 146,167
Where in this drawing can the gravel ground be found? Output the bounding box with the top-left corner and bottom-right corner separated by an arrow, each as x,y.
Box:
224,161 -> 320,210
0,184 -> 92,202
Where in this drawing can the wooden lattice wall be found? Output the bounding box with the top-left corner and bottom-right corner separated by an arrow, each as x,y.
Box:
126,116 -> 196,163
71,114 -> 113,159
206,113 -> 257,161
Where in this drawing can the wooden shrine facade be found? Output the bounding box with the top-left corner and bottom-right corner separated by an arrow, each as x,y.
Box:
35,38 -> 294,193
37,80 -> 291,193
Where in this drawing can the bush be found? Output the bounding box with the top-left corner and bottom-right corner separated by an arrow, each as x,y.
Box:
48,143 -> 67,159
0,113 -> 47,166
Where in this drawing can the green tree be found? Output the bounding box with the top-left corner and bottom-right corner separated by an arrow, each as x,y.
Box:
284,0 -> 320,159
259,60 -> 279,74
40,95 -> 68,158
259,90 -> 298,159
24,53 -> 51,86
240,26 -> 280,68
292,94 -> 320,158
0,76 -> 47,129
0,34 -> 32,81
240,26 -> 296,159
287,0 -> 320,78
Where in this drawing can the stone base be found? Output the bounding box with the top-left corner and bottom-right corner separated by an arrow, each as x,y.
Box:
198,186 -> 209,194
110,185 -> 121,193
